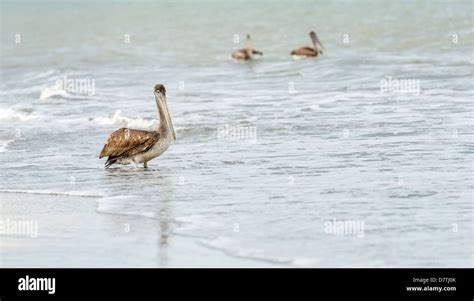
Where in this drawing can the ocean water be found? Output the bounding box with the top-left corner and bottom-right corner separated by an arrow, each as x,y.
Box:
0,0 -> 473,267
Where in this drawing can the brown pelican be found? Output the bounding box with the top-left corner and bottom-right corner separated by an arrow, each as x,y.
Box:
290,31 -> 325,59
232,34 -> 263,60
99,84 -> 176,168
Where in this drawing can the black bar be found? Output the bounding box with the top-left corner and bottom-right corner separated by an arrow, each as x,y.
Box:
0,268 -> 472,298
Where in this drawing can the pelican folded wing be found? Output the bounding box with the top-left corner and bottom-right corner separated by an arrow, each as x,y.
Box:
99,128 -> 160,159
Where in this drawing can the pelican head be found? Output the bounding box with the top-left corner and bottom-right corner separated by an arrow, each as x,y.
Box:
153,84 -> 176,141
309,31 -> 325,52
154,84 -> 166,96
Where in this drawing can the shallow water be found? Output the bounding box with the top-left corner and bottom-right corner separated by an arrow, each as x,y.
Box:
0,0 -> 473,267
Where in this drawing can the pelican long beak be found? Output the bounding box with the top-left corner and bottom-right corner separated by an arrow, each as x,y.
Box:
155,92 -> 176,141
245,34 -> 252,56
310,32 -> 325,52
164,98 -> 176,141
316,38 -> 325,51
313,34 -> 325,51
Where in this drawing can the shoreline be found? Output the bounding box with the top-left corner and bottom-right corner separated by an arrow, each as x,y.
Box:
0,192 -> 277,267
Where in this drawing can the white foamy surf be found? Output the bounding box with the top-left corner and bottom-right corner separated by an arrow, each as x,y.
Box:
0,189 -> 104,198
93,110 -> 158,129
96,196 -> 157,218
0,139 -> 14,153
0,109 -> 37,121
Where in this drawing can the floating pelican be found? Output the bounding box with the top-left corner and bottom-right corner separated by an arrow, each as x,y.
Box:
99,84 -> 176,168
290,31 -> 324,59
232,34 -> 263,60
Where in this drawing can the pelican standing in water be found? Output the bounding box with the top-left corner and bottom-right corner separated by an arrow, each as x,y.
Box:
290,31 -> 325,59
99,84 -> 176,168
232,34 -> 263,60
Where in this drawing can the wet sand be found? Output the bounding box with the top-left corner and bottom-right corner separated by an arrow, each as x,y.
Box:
0,192 -> 274,267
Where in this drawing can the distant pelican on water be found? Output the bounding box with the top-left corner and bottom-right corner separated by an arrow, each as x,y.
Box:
99,84 -> 176,168
232,34 -> 263,60
290,31 -> 325,59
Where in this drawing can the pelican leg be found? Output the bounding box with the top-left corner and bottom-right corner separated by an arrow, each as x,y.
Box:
144,161 -> 148,168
